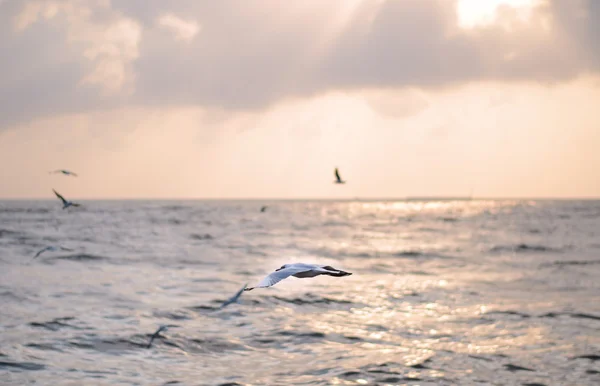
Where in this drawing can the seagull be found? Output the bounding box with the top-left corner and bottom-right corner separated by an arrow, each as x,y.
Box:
219,283 -> 248,309
244,263 -> 352,291
49,169 -> 78,177
260,206 -> 268,213
147,324 -> 178,349
53,189 -> 80,209
34,246 -> 74,258
334,168 -> 345,184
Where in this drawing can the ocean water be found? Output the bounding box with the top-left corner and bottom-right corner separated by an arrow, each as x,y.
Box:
1,199 -> 599,385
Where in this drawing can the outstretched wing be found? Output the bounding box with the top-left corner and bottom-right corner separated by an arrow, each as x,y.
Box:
220,283 -> 248,308
53,189 -> 68,205
34,247 -> 49,258
334,168 -> 341,182
250,266 -> 310,289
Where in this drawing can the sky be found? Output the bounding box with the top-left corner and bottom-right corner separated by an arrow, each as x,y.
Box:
0,0 -> 599,199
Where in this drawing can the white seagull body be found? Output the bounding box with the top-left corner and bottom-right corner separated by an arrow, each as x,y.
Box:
334,168 -> 345,184
53,189 -> 80,209
245,263 -> 352,291
49,169 -> 78,177
34,245 -> 74,258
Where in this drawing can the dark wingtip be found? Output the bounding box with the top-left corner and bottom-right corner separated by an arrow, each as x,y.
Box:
244,287 -> 254,291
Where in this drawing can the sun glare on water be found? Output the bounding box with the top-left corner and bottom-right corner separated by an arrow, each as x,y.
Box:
456,0 -> 542,29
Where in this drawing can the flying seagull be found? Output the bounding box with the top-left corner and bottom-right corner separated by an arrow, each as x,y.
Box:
334,168 -> 345,184
245,263 -> 352,291
34,246 -> 74,258
219,283 -> 248,309
147,324 -> 178,349
53,189 -> 80,209
49,169 -> 78,177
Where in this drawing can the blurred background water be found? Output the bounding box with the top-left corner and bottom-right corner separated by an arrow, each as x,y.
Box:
1,199 -> 599,385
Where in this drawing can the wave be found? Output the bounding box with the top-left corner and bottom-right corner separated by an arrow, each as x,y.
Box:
338,360 -> 426,384
269,293 -> 353,306
190,233 -> 214,240
489,243 -> 565,253
49,254 -> 108,262
68,337 -> 148,352
277,330 -> 326,339
178,337 -> 247,354
0,360 -> 46,371
539,312 -> 600,321
0,290 -> 29,302
29,316 -> 82,331
573,354 -> 600,361
322,221 -> 350,227
0,208 -> 50,214
152,310 -> 193,321
0,228 -> 25,238
483,310 -> 531,318
551,260 -> 600,267
309,248 -> 454,260
25,342 -> 63,352
438,217 -> 459,222
504,364 -> 535,372
163,205 -> 187,211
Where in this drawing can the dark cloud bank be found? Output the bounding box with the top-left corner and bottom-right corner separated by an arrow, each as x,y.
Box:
0,0 -> 598,129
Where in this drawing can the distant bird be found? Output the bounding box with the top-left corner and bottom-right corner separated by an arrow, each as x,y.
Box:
334,168 -> 345,184
147,324 -> 178,349
49,169 -> 78,177
34,246 -> 74,258
260,206 -> 268,213
219,283 -> 248,309
53,189 -> 80,209
245,263 -> 352,291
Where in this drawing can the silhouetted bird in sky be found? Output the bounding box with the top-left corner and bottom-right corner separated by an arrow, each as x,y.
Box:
49,169 -> 78,177
334,168 -> 345,184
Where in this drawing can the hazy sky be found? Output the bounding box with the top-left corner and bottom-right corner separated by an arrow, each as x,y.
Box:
1,0 -> 599,199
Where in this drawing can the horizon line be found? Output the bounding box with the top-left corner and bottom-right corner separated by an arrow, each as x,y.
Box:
1,196 -> 599,201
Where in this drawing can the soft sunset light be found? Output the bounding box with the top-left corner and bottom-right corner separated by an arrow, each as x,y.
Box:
456,0 -> 543,28
0,0 -> 598,198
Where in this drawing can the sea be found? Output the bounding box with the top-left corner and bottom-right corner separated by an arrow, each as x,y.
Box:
0,199 -> 599,385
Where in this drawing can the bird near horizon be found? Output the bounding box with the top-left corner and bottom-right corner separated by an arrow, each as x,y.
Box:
334,168 -> 345,184
260,205 -> 268,212
33,245 -> 74,258
53,189 -> 80,209
244,263 -> 352,291
49,169 -> 78,177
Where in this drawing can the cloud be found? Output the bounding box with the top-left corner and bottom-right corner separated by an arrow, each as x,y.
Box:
15,0 -> 141,94
157,13 -> 199,42
0,0 -> 599,130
